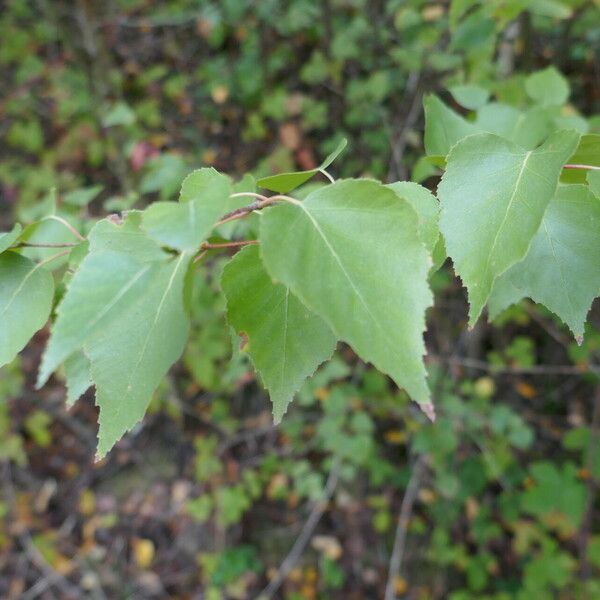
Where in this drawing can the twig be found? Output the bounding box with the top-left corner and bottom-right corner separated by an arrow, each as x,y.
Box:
431,355 -> 600,376
564,164 -> 600,171
384,455 -> 426,600
256,458 -> 341,599
578,385 -> 600,578
201,240 -> 258,250
387,71 -> 422,181
13,242 -> 80,248
217,193 -> 297,226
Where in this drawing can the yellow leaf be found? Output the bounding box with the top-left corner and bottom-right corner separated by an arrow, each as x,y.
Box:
132,538 -> 155,569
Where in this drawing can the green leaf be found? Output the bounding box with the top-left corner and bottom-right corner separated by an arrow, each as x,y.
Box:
260,180 -> 433,411
438,130 -> 580,325
0,252 -> 54,368
386,181 -> 439,253
488,185 -> 600,341
449,84 -> 490,110
424,95 -> 477,158
38,212 -> 191,456
588,170 -> 600,198
525,66 -> 570,106
0,224 -> 22,254
257,138 -> 347,194
63,185 -> 104,207
474,104 -> 551,150
424,96 -> 553,157
561,135 -> 600,184
64,350 -> 92,406
221,245 -> 337,421
142,168 -> 232,251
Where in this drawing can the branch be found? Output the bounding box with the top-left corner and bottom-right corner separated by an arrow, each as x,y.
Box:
431,355 -> 600,376
13,242 -> 80,249
201,240 -> 258,250
257,458 -> 341,599
384,455 -> 426,600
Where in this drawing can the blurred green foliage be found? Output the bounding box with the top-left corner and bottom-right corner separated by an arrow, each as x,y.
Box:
1,0 -> 600,598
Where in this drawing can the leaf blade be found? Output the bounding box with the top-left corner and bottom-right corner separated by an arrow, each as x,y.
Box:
221,245 -> 337,421
438,130 -> 580,325
260,179 -> 433,408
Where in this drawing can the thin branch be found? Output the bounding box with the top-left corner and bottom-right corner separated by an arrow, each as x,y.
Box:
431,355 -> 600,376
13,242 -> 80,249
385,455 -> 426,600
201,240 -> 259,250
218,193 -> 298,226
563,164 -> 600,171
257,458 -> 341,599
578,385 -> 600,578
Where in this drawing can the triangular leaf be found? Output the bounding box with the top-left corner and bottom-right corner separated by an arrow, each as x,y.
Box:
438,130 -> 580,325
221,245 -> 337,421
38,212 -> 191,456
142,168 -> 232,251
260,180 -> 433,410
0,252 -> 54,368
257,138 -> 347,194
488,184 -> 600,341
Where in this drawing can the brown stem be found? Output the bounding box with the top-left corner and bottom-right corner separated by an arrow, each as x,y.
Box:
563,164 -> 600,171
13,242 -> 80,249
201,240 -> 258,250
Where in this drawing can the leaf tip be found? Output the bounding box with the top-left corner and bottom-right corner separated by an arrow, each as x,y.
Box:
420,402 -> 436,422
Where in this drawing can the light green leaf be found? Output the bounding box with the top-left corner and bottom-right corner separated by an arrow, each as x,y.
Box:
488,185 -> 600,341
0,224 -> 22,254
449,84 -> 490,110
221,245 -> 337,421
588,171 -> 600,198
525,66 -> 570,106
527,0 -> 572,19
260,180 -> 433,411
424,96 -> 551,157
0,252 -> 54,368
63,185 -> 104,207
386,181 -> 439,253
64,351 -> 92,406
257,138 -> 347,194
424,95 -> 477,158
438,130 -> 580,325
38,212 -> 191,456
561,135 -> 600,184
475,104 -> 551,150
142,168 -> 232,251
